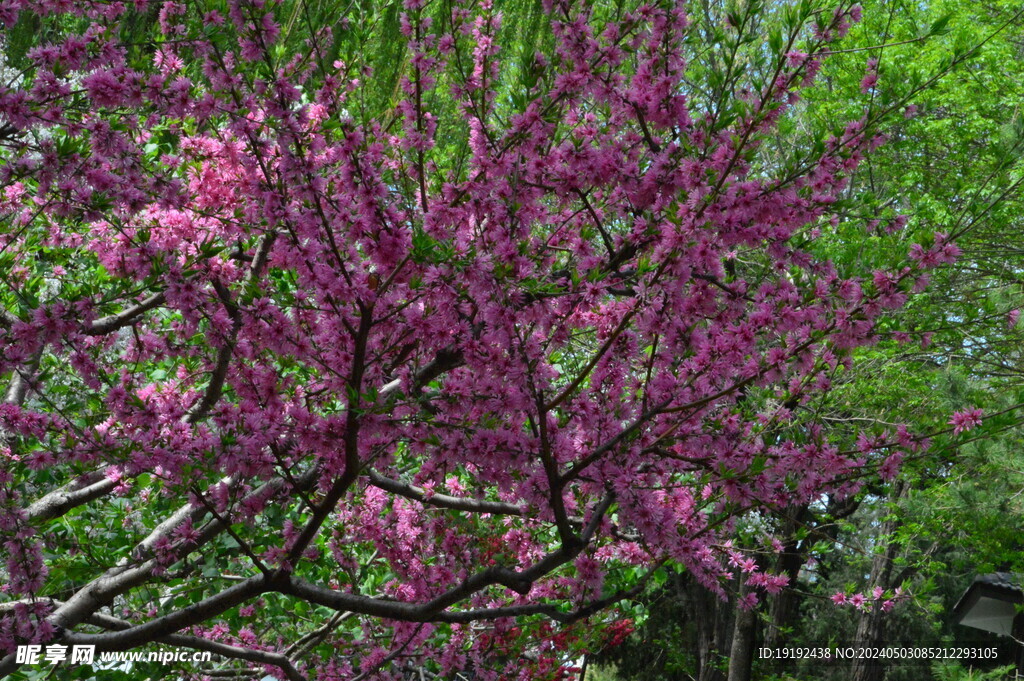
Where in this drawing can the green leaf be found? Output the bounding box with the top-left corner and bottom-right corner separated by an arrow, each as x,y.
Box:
928,13 -> 953,36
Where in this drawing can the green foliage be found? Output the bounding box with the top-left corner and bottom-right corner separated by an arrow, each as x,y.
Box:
932,662 -> 1018,681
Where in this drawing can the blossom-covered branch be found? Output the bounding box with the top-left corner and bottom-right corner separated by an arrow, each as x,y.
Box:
0,0 -> 953,677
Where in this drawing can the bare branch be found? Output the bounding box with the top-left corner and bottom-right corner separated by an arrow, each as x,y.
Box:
155,634 -> 307,681
1,600 -> 306,681
63,576 -> 268,651
26,476 -> 117,523
367,470 -> 523,516
284,610 -> 352,658
4,346 -> 42,405
85,291 -> 167,336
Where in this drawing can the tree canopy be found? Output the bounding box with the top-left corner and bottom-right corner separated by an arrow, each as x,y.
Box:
0,0 -> 1020,680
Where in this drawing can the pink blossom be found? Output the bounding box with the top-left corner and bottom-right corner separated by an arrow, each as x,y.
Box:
786,51 -> 808,66
859,72 -> 877,94
949,408 -> 984,435
878,451 -> 903,481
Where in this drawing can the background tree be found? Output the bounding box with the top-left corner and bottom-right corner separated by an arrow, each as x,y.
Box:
590,0 -> 1024,679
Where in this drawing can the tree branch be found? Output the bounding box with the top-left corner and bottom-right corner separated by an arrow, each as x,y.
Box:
26,476 -> 117,523
85,291 -> 167,336
367,470 -> 524,516
4,346 -> 42,405
3,600 -> 306,681
63,576 -> 269,651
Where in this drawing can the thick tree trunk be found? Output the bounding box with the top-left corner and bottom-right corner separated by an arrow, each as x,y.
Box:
686,576 -> 729,681
850,483 -> 905,681
726,583 -> 757,681
764,505 -> 811,652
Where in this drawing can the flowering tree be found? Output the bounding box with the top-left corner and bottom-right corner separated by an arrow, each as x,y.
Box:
0,0 -> 954,678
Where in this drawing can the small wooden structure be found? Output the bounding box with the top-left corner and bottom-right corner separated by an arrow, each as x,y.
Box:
953,572 -> 1024,670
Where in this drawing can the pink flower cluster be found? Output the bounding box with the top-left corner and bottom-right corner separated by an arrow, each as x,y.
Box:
949,408 -> 984,435
832,586 -> 908,613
